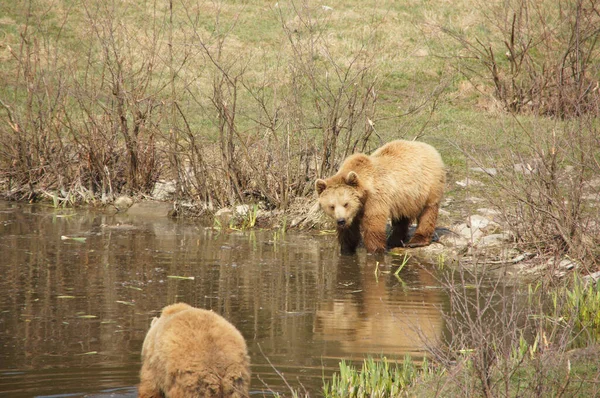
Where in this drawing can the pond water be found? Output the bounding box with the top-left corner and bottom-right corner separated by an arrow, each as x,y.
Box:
0,201 -> 448,397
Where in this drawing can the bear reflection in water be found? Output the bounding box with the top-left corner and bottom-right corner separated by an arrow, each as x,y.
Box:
139,303 -> 251,398
316,140 -> 446,254
314,256 -> 445,357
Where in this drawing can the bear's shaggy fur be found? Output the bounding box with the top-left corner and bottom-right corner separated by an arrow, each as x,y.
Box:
315,140 -> 445,254
138,303 -> 251,398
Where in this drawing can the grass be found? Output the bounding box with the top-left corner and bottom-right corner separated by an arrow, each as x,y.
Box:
556,275 -> 600,346
323,356 -> 431,398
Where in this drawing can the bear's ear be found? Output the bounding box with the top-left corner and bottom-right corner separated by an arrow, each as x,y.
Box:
315,179 -> 327,195
345,171 -> 359,186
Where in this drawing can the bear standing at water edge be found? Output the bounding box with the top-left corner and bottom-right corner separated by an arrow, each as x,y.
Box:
138,302 -> 251,398
315,140 -> 446,254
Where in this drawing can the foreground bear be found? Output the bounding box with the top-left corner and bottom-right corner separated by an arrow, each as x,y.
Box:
316,140 -> 445,254
139,303 -> 250,398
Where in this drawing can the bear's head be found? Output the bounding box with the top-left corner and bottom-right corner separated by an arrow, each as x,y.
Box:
315,171 -> 365,228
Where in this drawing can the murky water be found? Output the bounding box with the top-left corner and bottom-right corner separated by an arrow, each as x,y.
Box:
0,201 -> 448,397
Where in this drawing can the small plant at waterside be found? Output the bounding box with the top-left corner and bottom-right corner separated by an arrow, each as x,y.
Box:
555,275 -> 600,345
240,204 -> 259,230
323,356 -> 430,398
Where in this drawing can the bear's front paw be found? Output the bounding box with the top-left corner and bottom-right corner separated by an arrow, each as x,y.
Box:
406,234 -> 431,248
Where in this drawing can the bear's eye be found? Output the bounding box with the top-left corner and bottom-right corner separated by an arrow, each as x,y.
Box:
329,205 -> 335,211
343,203 -> 349,208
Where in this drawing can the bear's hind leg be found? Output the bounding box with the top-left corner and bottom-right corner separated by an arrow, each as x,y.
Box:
388,217 -> 410,248
337,220 -> 362,255
138,363 -> 164,398
406,204 -> 439,248
138,380 -> 163,398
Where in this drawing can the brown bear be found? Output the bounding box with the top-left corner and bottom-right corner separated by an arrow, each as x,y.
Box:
138,303 -> 251,398
315,140 -> 445,254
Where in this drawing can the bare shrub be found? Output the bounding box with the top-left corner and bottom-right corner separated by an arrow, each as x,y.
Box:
444,0 -> 600,118
172,0 -> 381,210
427,262 -> 598,397
462,114 -> 600,269
0,0 -> 433,211
0,1 -> 164,202
431,263 -> 530,397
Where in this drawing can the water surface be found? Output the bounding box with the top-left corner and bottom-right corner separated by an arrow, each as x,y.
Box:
0,201 -> 447,397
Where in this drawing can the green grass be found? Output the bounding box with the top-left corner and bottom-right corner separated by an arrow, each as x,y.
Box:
323,356 -> 431,398
556,275 -> 600,346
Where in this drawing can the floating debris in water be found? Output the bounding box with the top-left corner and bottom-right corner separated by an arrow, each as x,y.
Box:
60,235 -> 87,243
78,314 -> 97,319
57,295 -> 76,299
167,275 -> 195,280
116,300 -> 135,306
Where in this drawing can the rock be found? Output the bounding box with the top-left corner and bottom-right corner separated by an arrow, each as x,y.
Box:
126,202 -> 174,218
470,167 -> 497,176
152,180 -> 177,200
477,208 -> 501,217
439,233 -> 470,249
549,257 -> 580,278
442,197 -> 453,207
467,214 -> 496,230
114,196 -> 134,212
557,258 -> 578,271
290,216 -> 305,228
466,196 -> 484,203
514,163 -> 536,175
477,232 -> 511,247
452,215 -> 500,243
582,271 -> 600,286
213,205 -> 257,226
214,208 -> 233,225
509,252 -> 535,264
235,205 -> 250,216
453,223 -> 485,241
456,178 -> 483,187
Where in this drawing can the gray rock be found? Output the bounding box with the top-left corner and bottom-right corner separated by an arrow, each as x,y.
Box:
114,196 -> 134,212
235,204 -> 250,216
452,215 -> 500,243
514,163 -> 536,175
466,196 -> 484,203
214,208 -> 233,225
477,232 -> 511,247
582,271 -> 600,285
470,167 -> 497,176
557,258 -> 578,271
477,208 -> 501,217
456,178 -> 483,187
467,214 -> 496,230
439,233 -> 470,248
152,180 -> 177,200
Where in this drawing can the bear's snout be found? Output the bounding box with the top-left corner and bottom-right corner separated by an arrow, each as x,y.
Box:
337,219 -> 346,227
